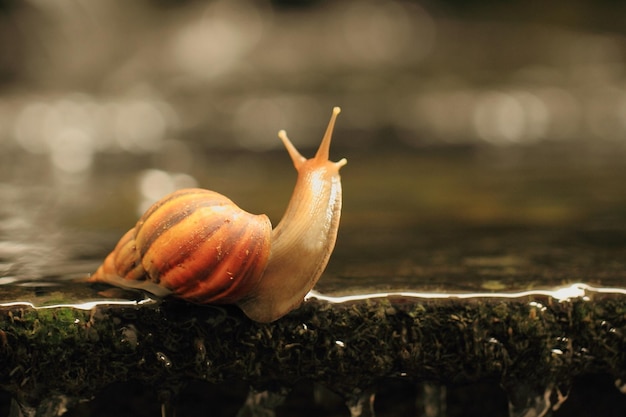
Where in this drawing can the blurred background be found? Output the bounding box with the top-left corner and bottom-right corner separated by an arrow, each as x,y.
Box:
2,3 -> 626,415
0,0 -> 626,284
0,0 -> 624,151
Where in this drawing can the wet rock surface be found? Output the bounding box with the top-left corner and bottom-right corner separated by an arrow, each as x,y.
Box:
0,279 -> 626,416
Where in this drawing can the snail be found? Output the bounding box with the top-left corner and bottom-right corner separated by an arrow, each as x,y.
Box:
90,107 -> 346,323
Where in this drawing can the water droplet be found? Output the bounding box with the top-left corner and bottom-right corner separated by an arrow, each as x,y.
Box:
155,351 -> 172,368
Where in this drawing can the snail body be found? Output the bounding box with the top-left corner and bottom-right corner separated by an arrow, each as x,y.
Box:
90,107 -> 346,323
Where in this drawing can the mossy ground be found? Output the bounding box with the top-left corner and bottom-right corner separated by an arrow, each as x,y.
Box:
1,288 -> 625,414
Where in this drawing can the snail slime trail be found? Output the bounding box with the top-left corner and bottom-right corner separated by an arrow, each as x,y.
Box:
90,107 -> 346,323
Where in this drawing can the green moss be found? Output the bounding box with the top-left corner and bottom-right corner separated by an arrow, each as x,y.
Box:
0,291 -> 626,409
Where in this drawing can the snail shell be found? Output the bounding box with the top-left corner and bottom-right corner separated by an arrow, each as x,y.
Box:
96,189 -> 271,304
91,107 -> 346,323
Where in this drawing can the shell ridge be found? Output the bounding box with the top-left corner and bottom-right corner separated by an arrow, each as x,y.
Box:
137,190 -> 233,257
171,216 -> 248,302
179,214 -> 270,304
143,213 -> 229,290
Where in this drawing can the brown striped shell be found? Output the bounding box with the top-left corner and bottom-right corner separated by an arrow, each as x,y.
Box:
91,188 -> 272,305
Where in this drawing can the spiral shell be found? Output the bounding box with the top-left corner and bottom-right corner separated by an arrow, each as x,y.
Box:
93,188 -> 272,304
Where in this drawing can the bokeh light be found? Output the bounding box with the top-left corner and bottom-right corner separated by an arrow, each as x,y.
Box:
170,0 -> 267,81
137,169 -> 198,216
0,0 -> 624,183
